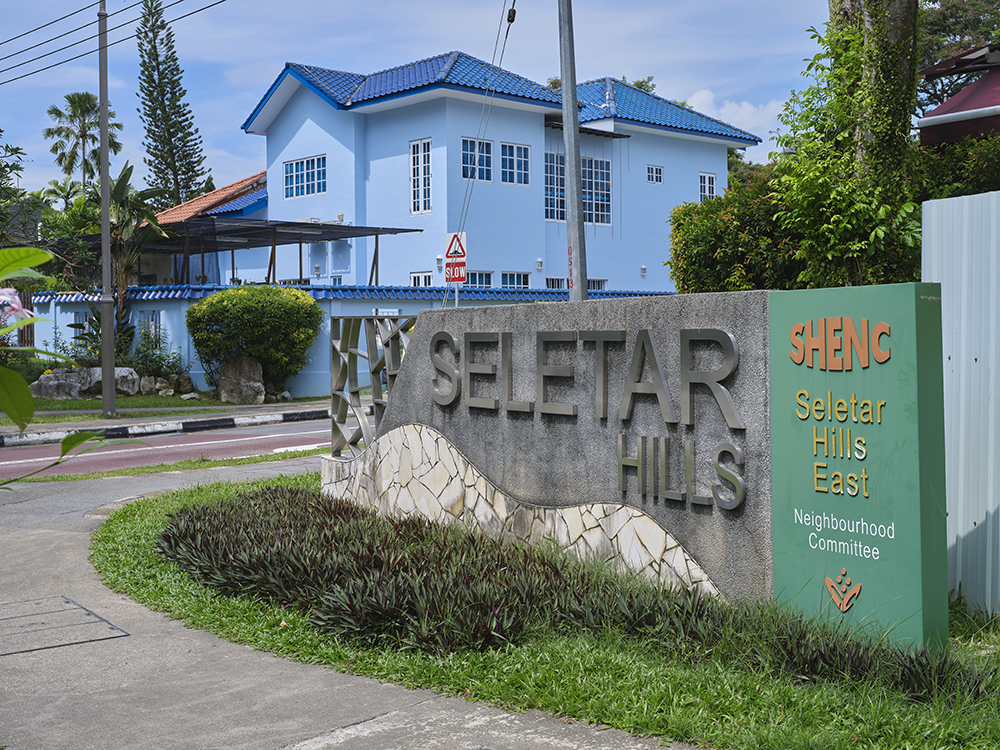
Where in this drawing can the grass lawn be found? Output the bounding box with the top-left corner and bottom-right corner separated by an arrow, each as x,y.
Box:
90,474 -> 1000,750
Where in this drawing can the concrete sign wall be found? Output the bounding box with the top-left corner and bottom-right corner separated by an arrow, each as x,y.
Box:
322,284 -> 947,646
364,292 -> 773,600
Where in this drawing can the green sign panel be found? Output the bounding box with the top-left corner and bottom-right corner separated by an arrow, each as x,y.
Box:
769,283 -> 948,648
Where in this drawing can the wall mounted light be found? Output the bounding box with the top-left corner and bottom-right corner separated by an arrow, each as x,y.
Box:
436,255 -> 443,271
314,264 -> 321,278
536,258 -> 544,272
640,265 -> 647,277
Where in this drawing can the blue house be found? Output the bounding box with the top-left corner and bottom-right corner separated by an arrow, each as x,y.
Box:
237,51 -> 760,292
30,51 -> 760,397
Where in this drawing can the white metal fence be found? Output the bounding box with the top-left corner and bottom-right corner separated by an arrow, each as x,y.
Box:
923,192 -> 1000,613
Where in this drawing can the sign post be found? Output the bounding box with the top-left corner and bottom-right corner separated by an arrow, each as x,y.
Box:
445,233 -> 467,307
769,284 -> 948,648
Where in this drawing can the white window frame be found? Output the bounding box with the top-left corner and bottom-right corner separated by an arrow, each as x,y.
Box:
410,139 -> 432,215
330,276 -> 343,287
582,156 -> 612,225
544,152 -> 566,221
410,271 -> 434,287
464,271 -> 493,288
501,272 -> 530,289
283,155 -> 327,199
699,172 -> 716,202
545,277 -> 567,290
462,138 -> 492,181
587,279 -> 608,291
501,143 -> 530,185
647,165 -> 663,184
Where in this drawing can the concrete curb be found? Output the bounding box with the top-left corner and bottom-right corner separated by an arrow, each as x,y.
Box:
0,407 -> 334,448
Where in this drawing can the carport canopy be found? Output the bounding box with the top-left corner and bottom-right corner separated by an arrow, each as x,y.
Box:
79,217 -> 422,284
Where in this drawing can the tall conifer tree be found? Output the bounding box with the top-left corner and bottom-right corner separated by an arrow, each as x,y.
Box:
136,0 -> 209,209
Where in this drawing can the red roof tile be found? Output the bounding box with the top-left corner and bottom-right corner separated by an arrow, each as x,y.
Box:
155,171 -> 266,224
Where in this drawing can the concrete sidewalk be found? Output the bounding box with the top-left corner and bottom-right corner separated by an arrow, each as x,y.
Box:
0,459 -> 693,750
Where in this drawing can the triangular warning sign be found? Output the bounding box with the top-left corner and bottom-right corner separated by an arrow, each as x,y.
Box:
446,233 -> 467,259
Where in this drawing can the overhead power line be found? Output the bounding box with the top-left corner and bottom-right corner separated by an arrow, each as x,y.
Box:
0,0 -> 228,87
0,0 -> 184,75
0,1 -> 146,65
0,2 -> 99,48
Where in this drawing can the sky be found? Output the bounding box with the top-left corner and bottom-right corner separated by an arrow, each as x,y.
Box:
0,0 -> 831,196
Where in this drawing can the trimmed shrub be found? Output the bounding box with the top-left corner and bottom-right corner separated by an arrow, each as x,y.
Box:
185,285 -> 324,388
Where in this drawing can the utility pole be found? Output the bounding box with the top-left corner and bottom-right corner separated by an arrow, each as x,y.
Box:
558,0 -> 588,301
99,0 -> 116,416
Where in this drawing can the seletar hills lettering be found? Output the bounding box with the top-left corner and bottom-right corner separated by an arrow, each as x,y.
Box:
429,328 -> 747,511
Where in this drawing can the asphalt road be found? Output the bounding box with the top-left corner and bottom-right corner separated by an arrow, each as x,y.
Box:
0,421 -> 336,481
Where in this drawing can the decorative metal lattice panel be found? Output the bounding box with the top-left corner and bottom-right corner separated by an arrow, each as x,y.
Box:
331,315 -> 416,457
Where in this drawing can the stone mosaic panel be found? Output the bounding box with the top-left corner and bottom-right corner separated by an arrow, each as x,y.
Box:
320,425 -> 719,595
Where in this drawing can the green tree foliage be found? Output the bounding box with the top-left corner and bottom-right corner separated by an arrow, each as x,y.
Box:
106,162 -> 168,338
621,75 -> 656,92
137,0 -> 209,209
910,130 -> 1000,199
42,92 -> 123,192
667,163 -> 804,293
773,22 -> 921,287
728,148 -> 767,187
44,176 -> 83,211
917,0 -> 1000,115
186,286 -> 325,389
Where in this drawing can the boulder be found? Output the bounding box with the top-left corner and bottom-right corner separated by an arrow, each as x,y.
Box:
140,375 -> 156,396
30,370 -> 83,400
218,356 -> 265,405
81,367 -> 140,397
158,388 -> 175,397
181,392 -> 200,401
176,373 -> 195,394
278,390 -> 293,402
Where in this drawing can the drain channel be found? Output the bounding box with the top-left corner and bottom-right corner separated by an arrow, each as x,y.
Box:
0,596 -> 129,656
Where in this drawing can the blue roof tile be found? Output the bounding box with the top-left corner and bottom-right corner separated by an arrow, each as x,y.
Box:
287,64 -> 366,104
33,284 -> 670,304
285,52 -> 561,109
206,187 -> 268,216
576,77 -> 760,144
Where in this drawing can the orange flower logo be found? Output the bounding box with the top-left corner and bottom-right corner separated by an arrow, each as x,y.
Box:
825,567 -> 861,612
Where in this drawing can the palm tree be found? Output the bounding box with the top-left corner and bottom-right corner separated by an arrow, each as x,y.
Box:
42,92 -> 123,192
44,176 -> 83,211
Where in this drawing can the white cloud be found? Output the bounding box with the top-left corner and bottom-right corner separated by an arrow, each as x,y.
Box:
688,89 -> 786,163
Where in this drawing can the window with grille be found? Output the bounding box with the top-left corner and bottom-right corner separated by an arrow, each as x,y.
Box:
283,156 -> 327,198
647,165 -> 663,184
699,172 -> 716,202
582,156 -> 612,225
410,272 -> 434,287
544,152 -> 566,220
501,272 -> 530,289
410,139 -> 432,214
501,143 -> 529,185
464,271 -> 493,288
462,138 -> 492,181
